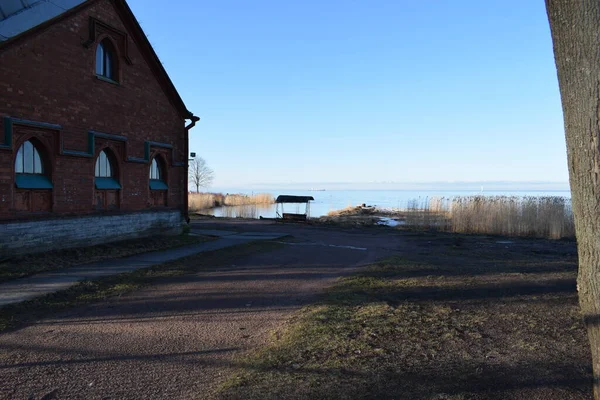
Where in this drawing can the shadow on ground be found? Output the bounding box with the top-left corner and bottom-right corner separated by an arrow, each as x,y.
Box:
219,232 -> 593,400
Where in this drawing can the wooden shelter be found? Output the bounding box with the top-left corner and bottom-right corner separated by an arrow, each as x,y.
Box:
275,195 -> 314,221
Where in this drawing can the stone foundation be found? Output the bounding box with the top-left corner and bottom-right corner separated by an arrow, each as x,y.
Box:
0,210 -> 184,257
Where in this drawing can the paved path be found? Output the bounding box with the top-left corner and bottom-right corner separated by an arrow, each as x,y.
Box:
0,230 -> 288,307
0,221 -> 404,400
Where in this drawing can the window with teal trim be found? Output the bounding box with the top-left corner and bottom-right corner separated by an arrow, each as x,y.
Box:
95,150 -> 112,177
149,157 -> 168,190
14,140 -> 53,189
16,140 -> 42,174
95,150 -> 121,190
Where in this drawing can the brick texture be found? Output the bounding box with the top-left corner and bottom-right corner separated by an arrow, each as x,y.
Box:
0,0 -> 190,220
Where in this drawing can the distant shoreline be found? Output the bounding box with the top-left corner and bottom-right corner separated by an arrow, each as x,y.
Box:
209,181 -> 570,192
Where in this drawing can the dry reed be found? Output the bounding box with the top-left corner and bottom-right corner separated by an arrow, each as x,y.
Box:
189,192 -> 274,212
449,196 -> 574,239
223,193 -> 273,206
403,197 -> 451,230
398,195 -> 574,239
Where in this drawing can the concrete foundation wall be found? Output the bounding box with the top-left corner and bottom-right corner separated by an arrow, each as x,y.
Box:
0,210 -> 184,257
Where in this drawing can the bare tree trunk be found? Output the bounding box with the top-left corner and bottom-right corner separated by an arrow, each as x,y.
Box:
546,1 -> 600,397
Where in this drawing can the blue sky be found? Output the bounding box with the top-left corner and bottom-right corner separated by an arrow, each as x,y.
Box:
127,0 -> 566,189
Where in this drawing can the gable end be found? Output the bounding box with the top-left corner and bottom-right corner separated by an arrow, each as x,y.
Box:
83,16 -> 132,65
0,0 -> 196,121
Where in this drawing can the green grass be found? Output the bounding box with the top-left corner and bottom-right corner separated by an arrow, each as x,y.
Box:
0,233 -> 212,284
0,241 -> 282,333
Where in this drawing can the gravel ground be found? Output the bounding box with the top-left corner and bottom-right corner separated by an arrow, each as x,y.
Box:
0,220 -> 402,399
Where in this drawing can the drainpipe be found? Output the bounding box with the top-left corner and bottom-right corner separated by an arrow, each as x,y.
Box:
183,114 -> 200,224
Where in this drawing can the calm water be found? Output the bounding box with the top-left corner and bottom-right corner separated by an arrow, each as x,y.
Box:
202,189 -> 572,219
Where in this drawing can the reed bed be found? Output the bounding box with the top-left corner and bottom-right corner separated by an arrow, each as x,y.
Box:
188,193 -> 224,211
403,197 -> 452,230
449,196 -> 574,239
189,192 -> 274,212
223,193 -> 273,206
398,195 -> 574,239
217,204 -> 261,219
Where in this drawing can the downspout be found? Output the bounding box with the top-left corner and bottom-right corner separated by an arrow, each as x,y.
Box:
183,114 -> 200,224
185,115 -> 200,131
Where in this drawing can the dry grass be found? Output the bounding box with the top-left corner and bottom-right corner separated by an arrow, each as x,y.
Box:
325,196 -> 575,240
450,196 -> 574,239
398,196 -> 574,239
189,192 -> 274,212
188,193 -> 224,211
224,193 -> 273,206
218,236 -> 589,399
327,206 -> 376,217
403,197 -> 452,230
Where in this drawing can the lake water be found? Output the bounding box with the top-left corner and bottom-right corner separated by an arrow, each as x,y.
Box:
201,189 -> 572,219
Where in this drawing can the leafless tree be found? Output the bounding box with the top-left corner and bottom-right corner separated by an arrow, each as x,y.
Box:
188,156 -> 214,193
546,1 -> 600,397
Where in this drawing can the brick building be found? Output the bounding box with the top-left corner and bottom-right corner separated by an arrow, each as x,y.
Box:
0,0 -> 199,255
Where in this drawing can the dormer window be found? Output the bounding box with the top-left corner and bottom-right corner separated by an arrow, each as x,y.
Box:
95,39 -> 117,81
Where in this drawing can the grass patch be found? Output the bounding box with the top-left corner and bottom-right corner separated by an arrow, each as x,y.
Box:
0,240 -> 282,333
218,238 -> 590,399
0,234 -> 212,284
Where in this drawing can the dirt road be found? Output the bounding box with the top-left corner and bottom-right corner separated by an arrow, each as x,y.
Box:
0,220 -> 402,399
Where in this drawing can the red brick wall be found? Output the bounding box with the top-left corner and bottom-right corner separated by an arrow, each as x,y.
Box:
0,0 -> 189,220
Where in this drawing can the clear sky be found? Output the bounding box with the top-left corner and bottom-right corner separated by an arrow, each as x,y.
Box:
127,0 -> 566,188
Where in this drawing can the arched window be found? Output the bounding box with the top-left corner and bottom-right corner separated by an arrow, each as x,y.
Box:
14,140 -> 52,189
150,158 -> 162,180
15,140 -> 42,174
149,157 -> 168,190
95,39 -> 117,81
94,150 -> 120,189
95,150 -> 112,178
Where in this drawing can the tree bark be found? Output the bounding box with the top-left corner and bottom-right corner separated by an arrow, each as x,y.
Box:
546,1 -> 600,398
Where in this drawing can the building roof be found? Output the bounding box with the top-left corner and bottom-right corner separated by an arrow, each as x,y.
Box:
0,0 -> 86,42
0,0 -> 197,121
275,195 -> 315,204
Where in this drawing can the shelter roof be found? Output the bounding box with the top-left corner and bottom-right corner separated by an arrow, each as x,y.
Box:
275,195 -> 315,203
